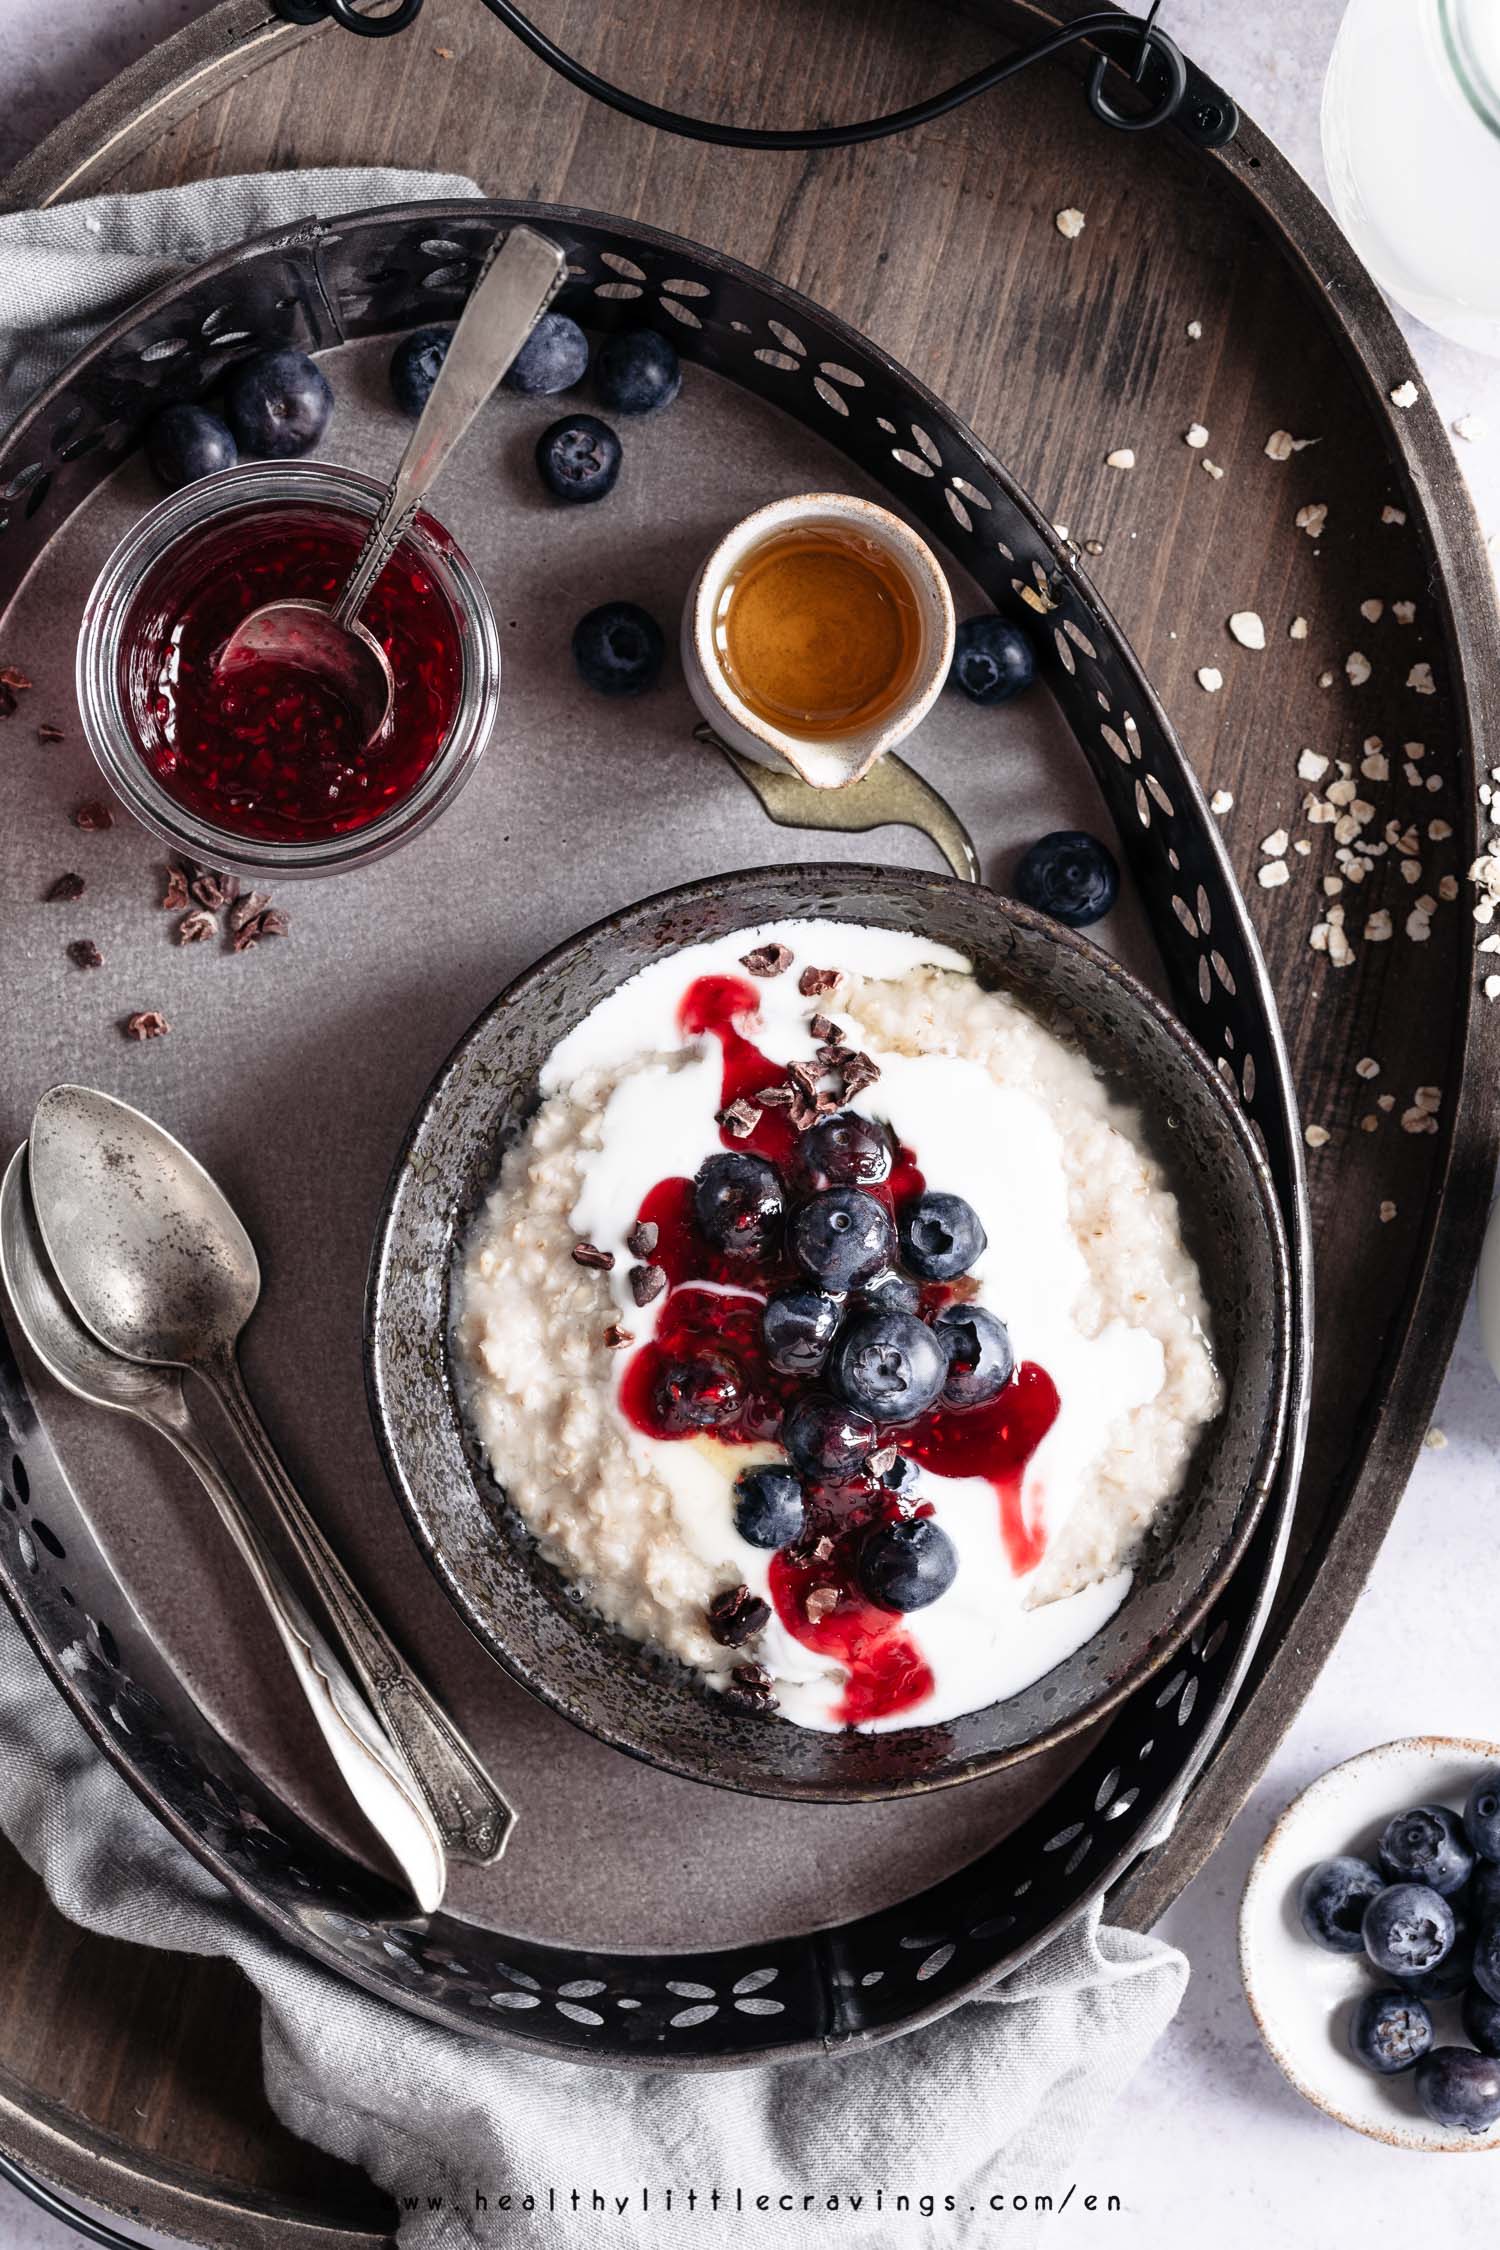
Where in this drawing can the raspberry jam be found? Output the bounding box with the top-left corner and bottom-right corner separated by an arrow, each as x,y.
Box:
118,503 -> 464,844
619,972 -> 1061,1726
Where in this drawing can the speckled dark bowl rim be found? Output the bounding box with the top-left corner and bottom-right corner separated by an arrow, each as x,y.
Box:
366,864 -> 1293,1800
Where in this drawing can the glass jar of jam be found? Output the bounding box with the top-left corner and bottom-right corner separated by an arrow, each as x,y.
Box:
76,462 -> 501,876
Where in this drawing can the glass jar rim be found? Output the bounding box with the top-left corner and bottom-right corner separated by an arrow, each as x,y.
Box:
75,459 -> 502,878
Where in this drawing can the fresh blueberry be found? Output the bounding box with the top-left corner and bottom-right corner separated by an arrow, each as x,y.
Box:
898,1191 -> 986,1282
144,404 -> 237,491
1379,1804 -> 1475,1896
934,1304 -> 1015,1408
796,1111 -> 893,1192
732,1464 -> 806,1549
1466,1767 -> 1500,1861
1463,1984 -> 1500,2059
1363,1883 -> 1457,1977
860,1270 -> 921,1315
1472,1861 -> 1500,1921
388,325 -> 452,416
225,348 -> 334,459
948,613 -> 1035,705
693,1151 -> 783,1257
761,1284 -> 842,1376
857,1516 -> 959,1612
502,311 -> 589,395
782,1394 -> 877,1482
790,1188 -> 896,1291
1396,1907 -> 1474,2000
1471,1917 -> 1500,2003
831,1309 -> 947,1424
594,328 -> 681,415
1349,1988 -> 1433,2075
572,600 -> 665,696
535,413 -> 622,504
652,1351 -> 743,1433
1012,829 -> 1120,928
1415,2047 -> 1500,2134
1298,1856 -> 1386,1953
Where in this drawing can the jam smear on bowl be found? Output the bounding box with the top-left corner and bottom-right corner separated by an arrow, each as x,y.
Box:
617,971 -> 1061,1726
119,504 -> 463,844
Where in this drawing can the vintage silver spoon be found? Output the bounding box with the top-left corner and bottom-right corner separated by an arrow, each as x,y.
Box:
0,1146 -> 447,1914
27,1083 -> 513,1867
214,222 -> 567,743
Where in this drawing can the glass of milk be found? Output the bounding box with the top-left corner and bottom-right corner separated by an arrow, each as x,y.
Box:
1322,0 -> 1500,353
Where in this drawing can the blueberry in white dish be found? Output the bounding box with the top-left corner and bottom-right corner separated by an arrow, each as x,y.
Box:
1470,1916 -> 1500,2003
503,311 -> 589,395
1465,1766 -> 1500,1861
1297,1855 -> 1385,1953
1395,1905 -> 1474,2001
830,1308 -> 947,1423
225,348 -> 334,459
1013,830 -> 1120,929
761,1283 -> 841,1376
898,1190 -> 985,1282
1378,1803 -> 1474,1895
1415,2047 -> 1500,2134
145,404 -> 237,491
790,1187 -> 896,1291
535,414 -> 622,504
733,1465 -> 806,1551
857,1516 -> 958,1612
934,1303 -> 1014,1408
693,1150 -> 783,1257
388,325 -> 452,416
1349,1988 -> 1433,2074
1462,1984 -> 1500,2059
1362,1882 -> 1456,1977
594,327 -> 681,415
572,600 -> 665,696
948,613 -> 1035,705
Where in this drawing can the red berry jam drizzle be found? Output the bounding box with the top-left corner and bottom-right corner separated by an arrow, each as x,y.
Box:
120,504 -> 463,842
618,973 -> 1061,1726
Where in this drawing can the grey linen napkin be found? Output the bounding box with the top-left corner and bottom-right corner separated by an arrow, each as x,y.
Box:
0,171 -> 1187,2248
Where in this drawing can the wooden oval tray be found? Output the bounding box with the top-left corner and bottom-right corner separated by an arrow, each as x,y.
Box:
1,1 -> 1496,2242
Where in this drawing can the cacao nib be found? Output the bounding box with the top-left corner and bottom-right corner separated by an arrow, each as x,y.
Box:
72,799 -> 113,831
571,1241 -> 615,1270
804,1584 -> 839,1624
176,909 -> 217,945
122,1011 -> 169,1041
160,866 -> 190,911
227,889 -> 271,933
724,1661 -> 778,1714
809,1013 -> 844,1045
840,1051 -> 881,1097
626,1219 -> 659,1259
628,1262 -> 667,1307
45,872 -> 85,902
785,1059 -> 822,1102
36,721 -> 64,744
740,942 -> 793,978
230,907 -> 288,951
717,1096 -> 760,1139
798,965 -> 840,998
602,1323 -> 634,1349
707,1584 -> 771,1648
190,866 -> 238,911
66,939 -> 103,970
754,1083 -> 794,1108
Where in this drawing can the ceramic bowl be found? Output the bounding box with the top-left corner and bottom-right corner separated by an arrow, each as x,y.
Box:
366,864 -> 1292,1801
1240,1736 -> 1500,2150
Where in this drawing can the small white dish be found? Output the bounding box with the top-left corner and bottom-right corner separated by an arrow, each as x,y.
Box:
1240,1736 -> 1500,2151
681,491 -> 955,790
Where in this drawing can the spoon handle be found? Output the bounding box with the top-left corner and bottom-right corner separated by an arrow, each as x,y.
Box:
150,1393 -> 448,1914
209,1351 -> 514,1865
331,223 -> 567,631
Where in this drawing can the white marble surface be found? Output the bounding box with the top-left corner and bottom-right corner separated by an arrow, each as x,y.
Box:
0,2 -> 1497,2244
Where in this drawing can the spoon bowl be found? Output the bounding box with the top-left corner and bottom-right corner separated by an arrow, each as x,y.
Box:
215,598 -> 394,746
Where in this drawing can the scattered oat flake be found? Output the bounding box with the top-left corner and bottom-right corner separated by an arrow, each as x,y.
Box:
1487,975 -> 1500,1000
1297,748 -> 1329,782
1201,458 -> 1224,480
1257,860 -> 1290,889
1356,1057 -> 1380,1079
1454,414 -> 1487,442
1365,908 -> 1393,942
1429,818 -> 1452,841
1390,379 -> 1420,409
1184,423 -> 1209,449
1055,207 -> 1086,238
1264,430 -> 1296,461
1209,788 -> 1234,816
1196,666 -> 1223,693
1229,611 -> 1266,650
1289,615 -> 1309,640
1392,600 -> 1416,625
1379,1201 -> 1397,1223
1296,503 -> 1328,538
1360,600 -> 1384,624
1319,669 -> 1337,688
1424,1426 -> 1447,1449
1345,650 -> 1372,686
1105,448 -> 1135,470
1293,838 -> 1311,856
1304,1123 -> 1331,1147
1186,319 -> 1203,339
1382,505 -> 1407,525
1407,662 -> 1436,694
1261,828 -> 1289,857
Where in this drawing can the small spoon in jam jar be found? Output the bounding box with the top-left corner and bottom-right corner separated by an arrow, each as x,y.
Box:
215,222 -> 566,745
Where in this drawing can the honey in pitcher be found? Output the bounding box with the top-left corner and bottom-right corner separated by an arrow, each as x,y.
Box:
713,522 -> 923,739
